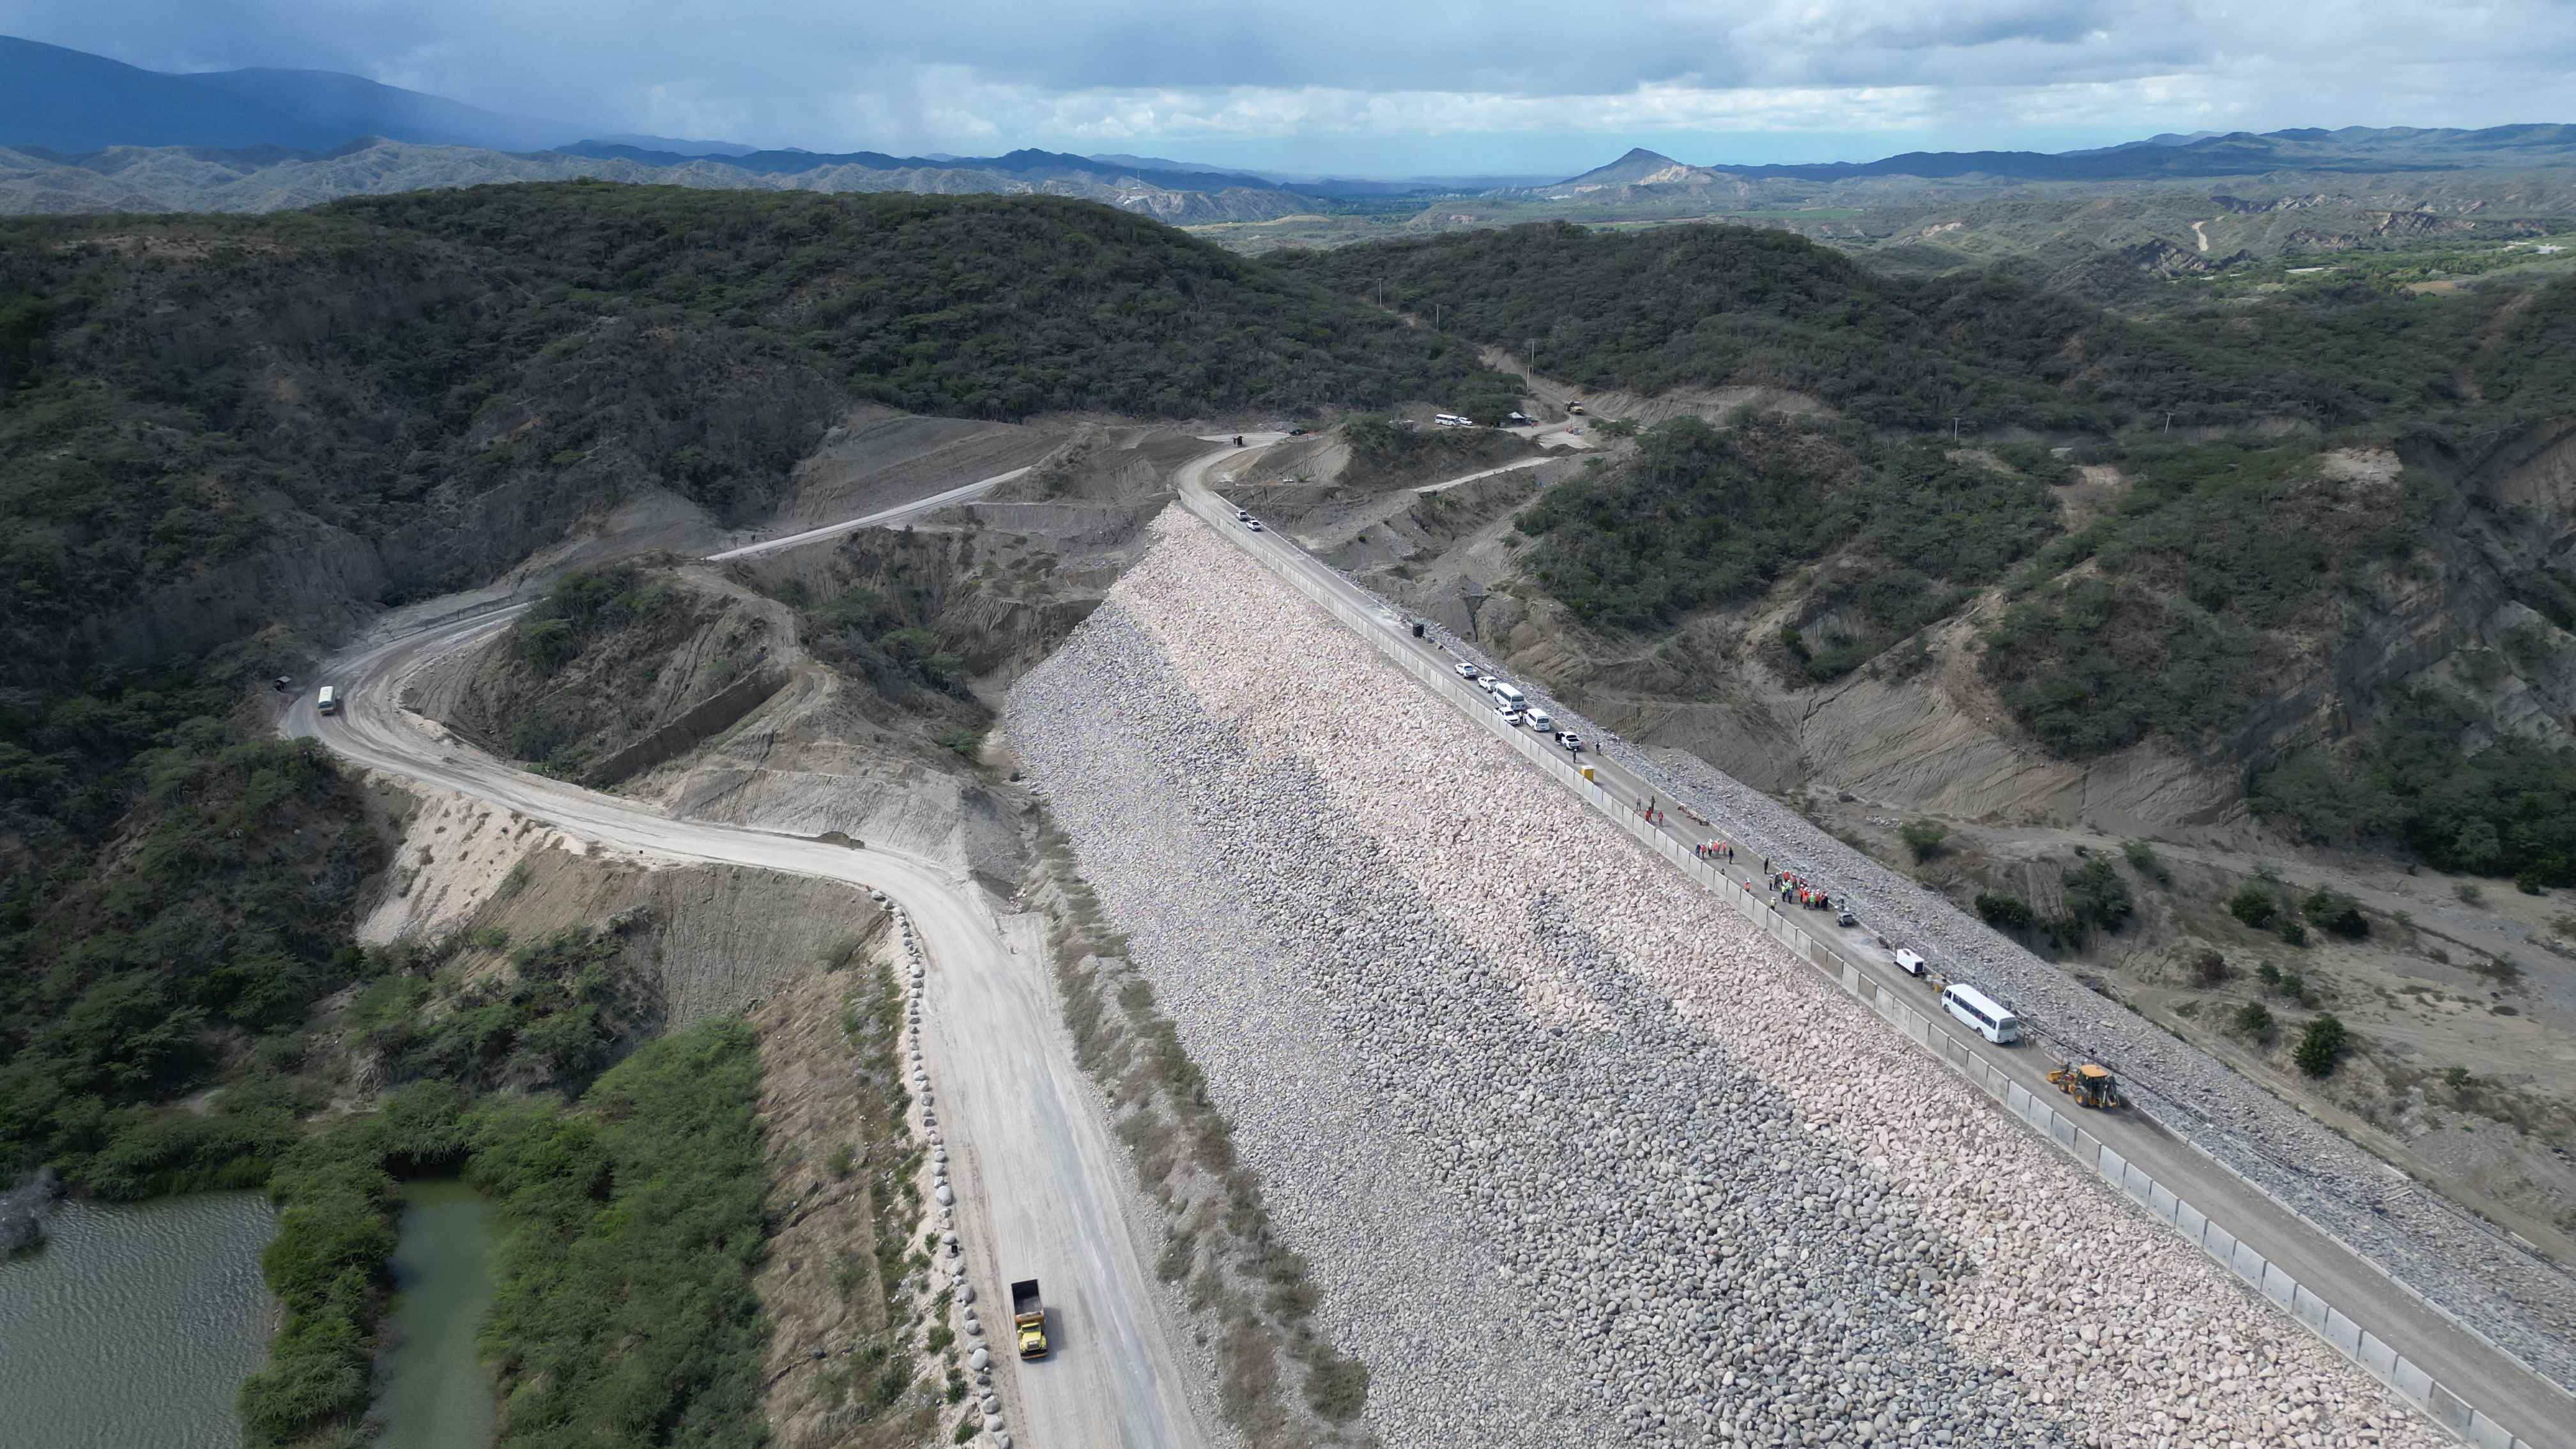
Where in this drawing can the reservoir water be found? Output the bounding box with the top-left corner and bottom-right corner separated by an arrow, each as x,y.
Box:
373,1179 -> 496,1449
0,1192 -> 279,1449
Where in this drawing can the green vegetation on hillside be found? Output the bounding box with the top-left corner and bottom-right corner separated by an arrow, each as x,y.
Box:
1980,440 -> 2419,755
234,1016 -> 779,1448
511,565 -> 687,675
332,183 -> 1517,422
0,731 -> 382,1186
1512,416 -> 2060,666
0,186 -> 1518,693
470,1018 -> 772,1449
491,564 -> 741,778
2255,693 -> 2576,885
359,924 -> 657,1094
1342,413 -> 1537,482
240,1084 -> 468,1446
1277,220 -> 2576,435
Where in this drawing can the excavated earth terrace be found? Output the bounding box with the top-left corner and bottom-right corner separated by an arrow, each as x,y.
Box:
1004,509 -> 2445,1449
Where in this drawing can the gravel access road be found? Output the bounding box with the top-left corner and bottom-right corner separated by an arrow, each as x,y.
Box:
708,466 -> 1034,561
1183,441 -> 2576,1449
287,577 -> 1204,1449
1411,456 -> 1556,494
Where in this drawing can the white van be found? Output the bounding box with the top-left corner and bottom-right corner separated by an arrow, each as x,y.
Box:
1526,708 -> 1553,733
1488,680 -> 1527,709
1892,948 -> 1926,977
1941,983 -> 2021,1045
316,686 -> 338,716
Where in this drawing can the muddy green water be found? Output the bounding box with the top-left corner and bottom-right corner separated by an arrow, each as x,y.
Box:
0,1192 -> 279,1449
374,1179 -> 496,1449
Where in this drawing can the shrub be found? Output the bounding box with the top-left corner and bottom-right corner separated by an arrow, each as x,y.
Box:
1304,1346 -> 1371,1421
2455,882 -> 2485,906
936,726 -> 984,759
2295,1014 -> 2350,1077
2301,887 -> 2368,939
2189,949 -> 2230,988
2064,857 -> 2135,933
2443,1065 -> 2472,1091
2277,916 -> 2310,947
1899,820 -> 1950,863
2255,960 -> 2281,988
468,1019 -> 772,1449
1974,892 -> 2034,930
954,1414 -> 982,1444
2232,1002 -> 2277,1041
2122,839 -> 2172,886
2517,870 -> 2548,896
827,1143 -> 856,1179
2228,885 -> 2279,930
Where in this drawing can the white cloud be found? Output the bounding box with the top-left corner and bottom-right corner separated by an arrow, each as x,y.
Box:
6,0 -> 2574,167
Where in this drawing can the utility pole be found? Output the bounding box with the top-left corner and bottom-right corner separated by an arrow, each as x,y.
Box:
2165,411 -> 2174,434
1951,416 -> 1962,440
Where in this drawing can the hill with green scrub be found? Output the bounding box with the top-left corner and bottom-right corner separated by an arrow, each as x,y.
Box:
1275,219 -> 2576,435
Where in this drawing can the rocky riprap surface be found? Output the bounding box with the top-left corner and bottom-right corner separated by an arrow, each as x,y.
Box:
1004,510 -> 2445,1449
0,1167 -> 63,1255
1406,613 -> 2576,1392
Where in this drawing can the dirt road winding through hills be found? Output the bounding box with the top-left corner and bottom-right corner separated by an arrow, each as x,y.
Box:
286,596 -> 1205,1447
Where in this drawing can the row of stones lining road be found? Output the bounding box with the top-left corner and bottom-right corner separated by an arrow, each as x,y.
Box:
1003,510 -> 2452,1449
885,891 -> 1016,1449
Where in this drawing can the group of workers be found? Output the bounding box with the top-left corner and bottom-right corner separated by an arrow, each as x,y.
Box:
1694,840 -> 1735,861
1771,870 -> 1836,912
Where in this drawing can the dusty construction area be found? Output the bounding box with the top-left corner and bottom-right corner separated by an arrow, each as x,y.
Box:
1005,509 -> 2449,1449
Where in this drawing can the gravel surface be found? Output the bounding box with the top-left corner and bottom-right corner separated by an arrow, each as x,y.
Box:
1005,510 -> 2448,1449
1399,616 -> 2576,1392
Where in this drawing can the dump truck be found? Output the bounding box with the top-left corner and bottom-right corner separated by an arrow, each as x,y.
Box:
1011,1278 -> 1049,1360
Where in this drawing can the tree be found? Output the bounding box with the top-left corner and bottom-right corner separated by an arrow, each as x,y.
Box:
2295,1014 -> 2349,1077
2122,839 -> 2172,886
2300,887 -> 2368,939
2228,885 -> 2278,930
1899,820 -> 1949,863
2064,857 -> 2135,933
1974,892 -> 2034,930
2232,1002 -> 2276,1042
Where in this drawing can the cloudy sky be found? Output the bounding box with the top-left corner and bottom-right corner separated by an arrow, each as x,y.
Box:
6,0 -> 2571,175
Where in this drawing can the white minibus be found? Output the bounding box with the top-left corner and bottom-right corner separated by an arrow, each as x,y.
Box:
1488,680 -> 1526,709
1941,983 -> 2020,1045
316,686 -> 339,716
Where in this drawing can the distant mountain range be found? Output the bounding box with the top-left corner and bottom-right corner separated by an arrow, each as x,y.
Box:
7,33 -> 2576,225
1532,126 -> 2576,194
0,34 -> 574,152
0,139 -> 1322,224
553,141 -> 1281,195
